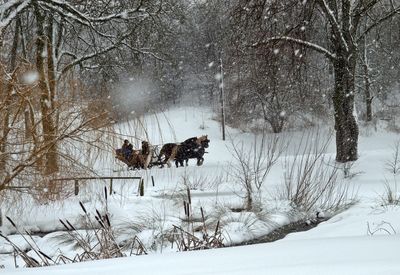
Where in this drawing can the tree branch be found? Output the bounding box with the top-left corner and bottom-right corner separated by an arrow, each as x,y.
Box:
39,0 -> 148,24
316,0 -> 349,51
253,36 -> 336,61
358,5 -> 400,42
57,28 -> 137,80
120,42 -> 166,62
0,0 -> 31,29
352,0 -> 379,32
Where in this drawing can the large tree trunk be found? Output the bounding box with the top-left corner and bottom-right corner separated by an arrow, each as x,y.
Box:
362,51 -> 373,122
46,16 -> 56,110
34,4 -> 59,175
363,63 -> 373,122
332,57 -> 359,162
0,18 -> 20,174
328,0 -> 359,163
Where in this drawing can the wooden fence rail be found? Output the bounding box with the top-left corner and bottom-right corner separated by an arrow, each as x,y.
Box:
51,176 -> 143,195
0,176 -> 155,226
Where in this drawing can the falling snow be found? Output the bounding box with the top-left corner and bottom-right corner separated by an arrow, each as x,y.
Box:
22,71 -> 39,84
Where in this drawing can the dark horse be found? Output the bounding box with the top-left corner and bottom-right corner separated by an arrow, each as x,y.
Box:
158,135 -> 210,168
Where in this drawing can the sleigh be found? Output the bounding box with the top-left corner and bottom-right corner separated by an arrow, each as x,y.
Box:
115,147 -> 162,170
115,136 -> 210,170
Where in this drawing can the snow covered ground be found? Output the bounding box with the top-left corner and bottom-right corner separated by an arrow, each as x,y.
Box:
1,107 -> 400,274
2,233 -> 400,275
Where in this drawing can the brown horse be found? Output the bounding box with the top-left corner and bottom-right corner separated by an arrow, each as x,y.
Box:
158,135 -> 209,168
157,143 -> 179,168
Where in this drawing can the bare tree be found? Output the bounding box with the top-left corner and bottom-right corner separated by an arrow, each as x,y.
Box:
228,131 -> 285,210
0,0 -> 188,201
0,0 -> 169,176
234,0 -> 400,163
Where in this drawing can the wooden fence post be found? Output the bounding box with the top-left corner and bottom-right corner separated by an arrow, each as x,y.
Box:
109,178 -> 113,195
74,180 -> 79,195
139,178 -> 144,196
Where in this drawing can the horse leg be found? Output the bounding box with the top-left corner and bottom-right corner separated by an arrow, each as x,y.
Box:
185,159 -> 189,166
159,155 -> 170,168
168,146 -> 178,168
158,156 -> 164,168
197,157 -> 204,166
164,157 -> 172,168
158,148 -> 165,168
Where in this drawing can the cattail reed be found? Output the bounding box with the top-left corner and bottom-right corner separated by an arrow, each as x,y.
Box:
105,214 -> 111,227
39,250 -> 53,261
183,201 -> 188,216
59,219 -> 70,231
186,187 -> 191,205
66,220 -> 76,231
79,201 -> 87,214
6,216 -> 17,228
95,215 -> 105,228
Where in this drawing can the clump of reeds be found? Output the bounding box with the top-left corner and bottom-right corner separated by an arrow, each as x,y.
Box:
170,187 -> 224,251
0,187 -> 146,268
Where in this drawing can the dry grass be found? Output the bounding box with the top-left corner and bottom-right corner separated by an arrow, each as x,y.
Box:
228,130 -> 287,210
379,179 -> 400,206
0,188 -> 146,267
279,130 -> 357,213
385,140 -> 400,175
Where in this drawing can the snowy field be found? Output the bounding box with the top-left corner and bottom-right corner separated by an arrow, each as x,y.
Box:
1,107 -> 400,274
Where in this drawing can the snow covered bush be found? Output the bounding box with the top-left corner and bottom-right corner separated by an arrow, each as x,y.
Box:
228,131 -> 286,211
280,130 -> 356,213
385,140 -> 400,175
380,140 -> 400,206
380,180 -> 400,206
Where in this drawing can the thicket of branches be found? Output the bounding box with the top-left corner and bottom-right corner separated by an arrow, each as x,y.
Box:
175,0 -> 400,162
1,0 -> 400,197
0,0 -> 186,197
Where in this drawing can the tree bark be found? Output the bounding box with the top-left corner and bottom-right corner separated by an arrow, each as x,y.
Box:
0,18 -> 20,173
363,63 -> 373,122
34,3 -> 59,175
362,48 -> 373,122
326,0 -> 359,163
46,15 -> 56,110
332,56 -> 359,162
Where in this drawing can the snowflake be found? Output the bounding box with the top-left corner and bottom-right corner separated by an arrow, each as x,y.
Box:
22,71 -> 39,84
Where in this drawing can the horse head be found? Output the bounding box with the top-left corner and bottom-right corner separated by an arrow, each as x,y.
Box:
198,135 -> 210,148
